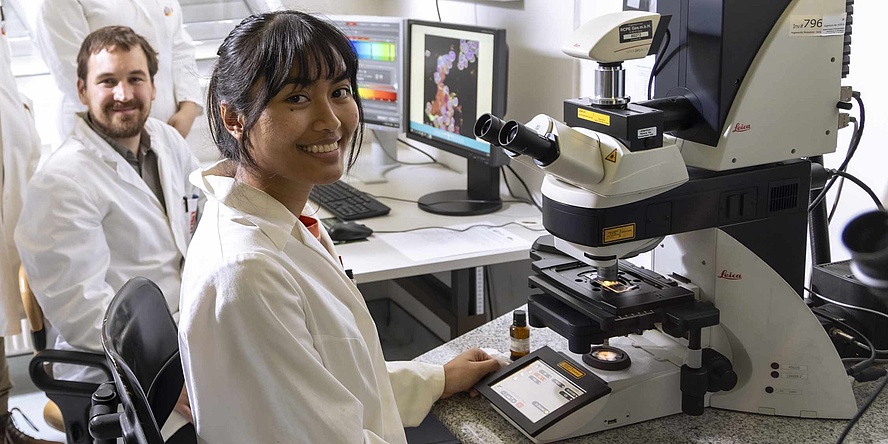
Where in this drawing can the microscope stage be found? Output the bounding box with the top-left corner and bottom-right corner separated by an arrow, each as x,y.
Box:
533,258 -> 694,316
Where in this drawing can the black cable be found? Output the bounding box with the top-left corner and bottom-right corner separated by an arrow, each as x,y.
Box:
505,165 -> 542,211
809,94 -> 865,213
836,374 -> 888,444
372,139 -> 436,166
828,118 -> 859,222
501,167 -> 536,208
372,221 -> 547,235
501,167 -> 519,199
647,28 -> 672,100
436,0 -> 442,21
828,170 -> 885,211
828,177 -> 846,222
397,139 -> 439,164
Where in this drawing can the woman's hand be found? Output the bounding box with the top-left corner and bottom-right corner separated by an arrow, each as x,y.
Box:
167,101 -> 201,138
441,348 -> 505,399
174,385 -> 194,423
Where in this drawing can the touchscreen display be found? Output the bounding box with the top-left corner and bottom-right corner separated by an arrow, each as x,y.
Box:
490,359 -> 586,423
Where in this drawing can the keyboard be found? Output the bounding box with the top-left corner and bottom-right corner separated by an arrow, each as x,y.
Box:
310,180 -> 391,221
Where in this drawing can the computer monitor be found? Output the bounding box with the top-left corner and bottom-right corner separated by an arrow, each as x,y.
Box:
405,20 -> 510,216
329,15 -> 406,183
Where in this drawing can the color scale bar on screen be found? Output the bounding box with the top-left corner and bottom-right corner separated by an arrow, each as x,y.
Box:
358,87 -> 397,102
351,40 -> 396,62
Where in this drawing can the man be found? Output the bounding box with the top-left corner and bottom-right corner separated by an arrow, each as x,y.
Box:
0,2 -> 55,442
33,0 -> 202,140
15,26 -> 200,404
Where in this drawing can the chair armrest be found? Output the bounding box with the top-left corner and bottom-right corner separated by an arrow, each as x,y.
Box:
29,349 -> 112,395
89,382 -> 123,443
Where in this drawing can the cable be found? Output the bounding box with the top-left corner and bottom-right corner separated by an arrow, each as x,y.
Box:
436,0 -> 442,21
372,221 -> 547,235
809,288 -> 888,324
371,139 -> 436,166
501,167 -> 520,201
501,167 -> 539,210
647,28 -> 672,100
836,374 -> 888,444
828,170 -> 885,211
504,165 -> 542,210
812,307 -> 876,376
809,94 -> 865,213
828,176 -> 846,222
828,118 -> 858,222
396,139 -> 439,164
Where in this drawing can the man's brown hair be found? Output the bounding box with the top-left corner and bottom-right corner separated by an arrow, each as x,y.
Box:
76,26 -> 159,81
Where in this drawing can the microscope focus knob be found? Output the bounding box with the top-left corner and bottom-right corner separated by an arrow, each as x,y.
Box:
702,348 -> 738,392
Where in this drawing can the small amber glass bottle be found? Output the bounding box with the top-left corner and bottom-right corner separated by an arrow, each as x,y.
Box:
510,309 -> 530,361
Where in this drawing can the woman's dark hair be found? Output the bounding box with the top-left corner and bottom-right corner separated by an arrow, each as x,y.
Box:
207,10 -> 364,171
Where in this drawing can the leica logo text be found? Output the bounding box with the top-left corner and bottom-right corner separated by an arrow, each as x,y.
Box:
718,270 -> 742,280
732,123 -> 751,133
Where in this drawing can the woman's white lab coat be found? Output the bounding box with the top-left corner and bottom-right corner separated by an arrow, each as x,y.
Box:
0,20 -> 42,336
33,0 -> 202,138
179,162 -> 446,444
15,115 -> 200,382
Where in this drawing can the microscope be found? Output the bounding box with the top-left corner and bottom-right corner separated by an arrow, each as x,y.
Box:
472,0 -> 857,442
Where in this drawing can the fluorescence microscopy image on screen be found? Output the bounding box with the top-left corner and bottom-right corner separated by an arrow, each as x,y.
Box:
422,35 -> 479,139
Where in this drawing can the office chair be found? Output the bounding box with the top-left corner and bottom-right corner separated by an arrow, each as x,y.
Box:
19,265 -> 111,443
88,277 -> 195,444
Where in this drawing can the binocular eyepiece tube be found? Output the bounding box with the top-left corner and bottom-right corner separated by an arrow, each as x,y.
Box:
475,114 -> 559,166
843,210 -> 888,290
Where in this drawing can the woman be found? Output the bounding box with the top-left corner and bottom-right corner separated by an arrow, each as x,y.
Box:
178,11 -> 502,443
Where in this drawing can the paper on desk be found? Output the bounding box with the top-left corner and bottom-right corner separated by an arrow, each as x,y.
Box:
377,223 -> 525,262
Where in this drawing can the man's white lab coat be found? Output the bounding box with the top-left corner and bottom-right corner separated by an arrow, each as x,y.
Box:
179,163 -> 446,444
15,115 -> 200,382
33,0 -> 202,138
0,16 -> 42,336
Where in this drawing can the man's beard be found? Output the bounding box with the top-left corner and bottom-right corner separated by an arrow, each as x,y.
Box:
92,101 -> 150,138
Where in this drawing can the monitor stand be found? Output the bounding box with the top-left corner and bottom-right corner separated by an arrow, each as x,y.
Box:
418,161 -> 503,216
351,130 -> 400,184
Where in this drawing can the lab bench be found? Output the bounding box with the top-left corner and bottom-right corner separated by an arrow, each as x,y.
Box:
413,308 -> 888,444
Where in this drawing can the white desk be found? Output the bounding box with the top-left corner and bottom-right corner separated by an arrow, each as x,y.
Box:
315,141 -> 544,336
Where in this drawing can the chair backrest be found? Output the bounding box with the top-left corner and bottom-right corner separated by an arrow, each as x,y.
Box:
101,277 -> 183,444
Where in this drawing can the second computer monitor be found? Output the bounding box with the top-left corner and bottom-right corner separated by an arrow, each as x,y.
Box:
405,20 -> 509,216
330,15 -> 406,183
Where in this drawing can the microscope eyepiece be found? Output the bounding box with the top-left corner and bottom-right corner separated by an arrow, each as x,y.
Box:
842,210 -> 888,289
474,114 -> 506,146
498,120 -> 560,166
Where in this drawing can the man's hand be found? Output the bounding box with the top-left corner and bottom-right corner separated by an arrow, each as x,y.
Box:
441,348 -> 504,399
167,101 -> 201,138
174,385 -> 193,423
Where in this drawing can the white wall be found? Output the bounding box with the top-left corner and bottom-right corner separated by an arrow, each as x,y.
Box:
821,1 -> 888,262
279,0 -> 382,15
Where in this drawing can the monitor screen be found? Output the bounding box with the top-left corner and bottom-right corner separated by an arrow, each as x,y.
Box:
405,20 -> 509,167
405,20 -> 509,216
330,15 -> 405,131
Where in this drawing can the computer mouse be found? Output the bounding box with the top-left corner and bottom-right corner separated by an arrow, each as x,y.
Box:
328,221 -> 374,242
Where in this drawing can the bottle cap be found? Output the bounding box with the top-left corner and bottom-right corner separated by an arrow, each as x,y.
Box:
513,309 -> 527,327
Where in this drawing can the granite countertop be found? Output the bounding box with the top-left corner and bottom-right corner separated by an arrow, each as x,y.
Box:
413,307 -> 888,444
